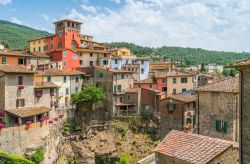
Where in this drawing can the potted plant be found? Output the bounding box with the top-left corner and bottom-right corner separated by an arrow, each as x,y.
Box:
50,93 -> 55,97
36,93 -> 43,98
58,114 -> 64,119
39,117 -> 46,127
25,120 -> 32,129
17,85 -> 24,90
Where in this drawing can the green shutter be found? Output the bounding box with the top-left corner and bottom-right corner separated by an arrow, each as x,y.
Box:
216,120 -> 222,132
75,87 -> 78,93
224,121 -> 228,133
63,76 -> 67,82
114,86 -> 116,93
66,88 -> 69,95
2,57 -> 6,64
47,76 -> 51,82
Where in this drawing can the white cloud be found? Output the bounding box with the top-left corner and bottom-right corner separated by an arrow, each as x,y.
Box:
110,0 -> 121,4
42,14 -> 49,21
11,17 -> 22,25
80,4 -> 97,14
67,0 -> 250,52
0,0 -> 11,5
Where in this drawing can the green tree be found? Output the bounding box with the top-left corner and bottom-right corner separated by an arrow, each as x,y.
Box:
201,62 -> 206,72
71,85 -> 105,120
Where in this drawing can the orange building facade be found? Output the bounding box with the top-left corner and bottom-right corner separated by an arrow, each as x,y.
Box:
0,51 -> 29,67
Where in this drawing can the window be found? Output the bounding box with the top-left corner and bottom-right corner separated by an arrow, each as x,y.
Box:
141,68 -> 144,74
63,76 -> 67,82
90,53 -> 93,57
76,76 -> 79,82
2,56 -> 6,64
142,61 -> 144,64
18,76 -> 23,85
162,87 -> 167,92
193,102 -> 196,108
80,60 -> 83,65
167,103 -> 176,112
50,88 -> 54,94
182,88 -> 187,92
162,79 -> 167,83
58,42 -> 62,48
47,76 -> 51,82
128,95 -> 130,100
103,60 -> 108,65
149,84 -> 152,88
72,41 -> 76,49
16,99 -> 25,108
118,85 -> 122,93
75,87 -> 78,93
18,58 -> 26,65
121,74 -> 125,79
181,77 -> 188,83
138,84 -> 141,88
64,61 -> 67,67
173,78 -> 176,84
115,60 -> 118,64
113,86 -> 117,93
63,51 -> 67,57
99,72 -> 104,78
173,89 -> 176,94
33,48 -> 36,52
120,97 -> 123,103
90,61 -> 94,66
216,120 -> 228,133
35,90 -> 43,95
51,44 -> 53,49
144,105 -> 150,110
73,54 -> 78,59
38,47 -> 41,52
66,88 -> 69,95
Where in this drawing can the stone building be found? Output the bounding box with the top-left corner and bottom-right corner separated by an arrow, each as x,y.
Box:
195,77 -> 239,142
149,61 -> 173,73
227,58 -> 250,163
159,93 -> 197,138
140,88 -> 163,116
154,130 -> 239,164
93,66 -> 138,116
0,64 -> 50,126
28,52 -> 50,70
35,69 -> 85,109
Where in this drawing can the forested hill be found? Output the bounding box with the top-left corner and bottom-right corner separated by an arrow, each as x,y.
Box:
0,20 -> 249,67
107,42 -> 250,67
0,20 -> 50,49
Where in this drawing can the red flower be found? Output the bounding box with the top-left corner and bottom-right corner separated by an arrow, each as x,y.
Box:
0,123 -> 5,129
48,120 -> 53,124
54,117 -> 58,121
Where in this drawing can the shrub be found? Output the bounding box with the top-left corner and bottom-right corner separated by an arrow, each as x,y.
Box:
116,153 -> 136,164
30,149 -> 44,163
0,150 -> 34,164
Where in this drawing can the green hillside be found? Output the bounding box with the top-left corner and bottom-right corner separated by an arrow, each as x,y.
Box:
107,42 -> 250,67
0,20 -> 50,49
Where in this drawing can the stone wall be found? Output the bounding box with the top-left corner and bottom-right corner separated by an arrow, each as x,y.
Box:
198,91 -> 239,141
140,88 -> 160,116
241,68 -> 250,163
5,74 -> 35,109
155,152 -> 189,164
210,147 -> 239,164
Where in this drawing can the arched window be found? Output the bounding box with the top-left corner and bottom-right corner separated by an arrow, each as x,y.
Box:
71,41 -> 76,49
58,42 -> 62,48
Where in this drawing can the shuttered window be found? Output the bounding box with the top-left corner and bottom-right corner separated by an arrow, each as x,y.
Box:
216,120 -> 228,134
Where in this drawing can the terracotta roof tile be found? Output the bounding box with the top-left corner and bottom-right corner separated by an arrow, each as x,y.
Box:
134,78 -> 154,84
154,130 -> 237,164
38,69 -> 85,76
6,106 -> 50,118
196,76 -> 239,93
0,51 -> 29,57
34,82 -> 59,89
126,88 -> 138,93
227,58 -> 250,68
29,52 -> 50,58
0,64 -> 35,74
167,93 -> 197,103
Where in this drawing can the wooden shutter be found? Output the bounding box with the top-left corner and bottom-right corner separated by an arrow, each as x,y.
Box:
224,121 -> 228,133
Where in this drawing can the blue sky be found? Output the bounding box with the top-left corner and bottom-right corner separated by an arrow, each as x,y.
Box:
1,0 -> 250,52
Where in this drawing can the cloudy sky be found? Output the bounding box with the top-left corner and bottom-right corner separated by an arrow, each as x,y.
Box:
0,0 -> 250,52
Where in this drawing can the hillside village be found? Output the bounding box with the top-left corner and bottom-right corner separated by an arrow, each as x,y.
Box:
0,19 -> 249,164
